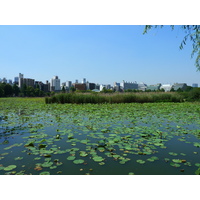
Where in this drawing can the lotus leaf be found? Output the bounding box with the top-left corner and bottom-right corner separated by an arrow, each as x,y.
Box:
40,171 -> 50,175
14,157 -> 23,160
73,159 -> 84,164
172,159 -> 182,163
195,163 -> 200,167
3,165 -> 17,171
41,162 -> 53,167
136,160 -> 145,164
92,156 -> 104,162
170,162 -> 181,168
67,156 -> 75,160
79,151 -> 88,157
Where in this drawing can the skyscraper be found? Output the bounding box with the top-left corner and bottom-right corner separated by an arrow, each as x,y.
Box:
50,76 -> 61,91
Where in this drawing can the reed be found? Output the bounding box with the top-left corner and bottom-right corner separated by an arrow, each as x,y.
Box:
45,92 -> 183,104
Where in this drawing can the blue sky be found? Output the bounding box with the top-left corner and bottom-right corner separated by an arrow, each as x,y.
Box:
0,25 -> 199,86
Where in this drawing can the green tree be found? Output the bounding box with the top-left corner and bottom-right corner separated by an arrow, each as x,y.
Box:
26,86 -> 35,97
70,87 -> 75,93
0,84 -> 4,97
62,86 -> 66,93
12,83 -> 20,96
34,88 -> 40,97
4,84 -> 13,97
143,25 -> 200,70
21,84 -> 27,96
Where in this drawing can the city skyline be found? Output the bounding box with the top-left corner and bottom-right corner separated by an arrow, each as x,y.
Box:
0,25 -> 199,86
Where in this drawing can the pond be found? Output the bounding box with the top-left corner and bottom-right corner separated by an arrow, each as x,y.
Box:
0,98 -> 200,175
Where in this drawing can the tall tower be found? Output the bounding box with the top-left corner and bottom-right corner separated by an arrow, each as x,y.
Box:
19,73 -> 24,88
82,78 -> 86,84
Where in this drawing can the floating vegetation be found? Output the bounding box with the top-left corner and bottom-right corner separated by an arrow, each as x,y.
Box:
73,159 -> 84,164
3,165 -> 17,171
1,98 -> 200,175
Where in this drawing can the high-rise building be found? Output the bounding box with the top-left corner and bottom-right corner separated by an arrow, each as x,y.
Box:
66,81 -> 72,89
14,77 -> 19,84
8,79 -> 12,85
18,73 -> 35,88
2,78 -> 7,83
50,76 -> 60,91
82,78 -> 86,84
19,73 -> 24,88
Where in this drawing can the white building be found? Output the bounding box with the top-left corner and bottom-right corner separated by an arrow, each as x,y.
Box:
100,84 -> 106,91
19,73 -> 24,88
50,76 -> 60,91
138,82 -> 147,91
160,84 -> 173,92
120,80 -> 138,90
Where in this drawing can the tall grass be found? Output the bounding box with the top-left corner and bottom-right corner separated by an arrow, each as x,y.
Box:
45,92 -> 183,104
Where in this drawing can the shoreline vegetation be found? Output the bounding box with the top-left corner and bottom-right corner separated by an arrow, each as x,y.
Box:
45,92 -> 184,104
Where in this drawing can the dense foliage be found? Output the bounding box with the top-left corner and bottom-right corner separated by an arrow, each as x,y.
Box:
0,83 -> 47,97
45,92 -> 184,104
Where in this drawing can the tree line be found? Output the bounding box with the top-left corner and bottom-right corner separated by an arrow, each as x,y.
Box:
0,83 -> 48,97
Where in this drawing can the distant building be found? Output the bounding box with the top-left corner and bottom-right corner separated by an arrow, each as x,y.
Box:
8,79 -> 12,85
35,81 -> 49,93
113,82 -> 120,87
146,83 -> 161,91
74,83 -> 86,91
82,78 -> 86,84
18,73 -> 35,88
14,77 -> 19,85
86,82 -> 96,90
92,89 -> 100,92
65,81 -> 72,91
50,76 -> 60,92
100,84 -> 106,91
172,83 -> 187,91
95,84 -> 100,90
160,84 -> 173,92
192,83 -> 198,88
2,78 -> 7,83
23,78 -> 35,88
19,73 -> 24,88
138,82 -> 147,91
120,80 -> 138,91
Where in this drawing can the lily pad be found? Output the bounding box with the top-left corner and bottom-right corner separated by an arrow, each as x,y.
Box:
73,159 -> 84,164
195,168 -> 200,175
195,163 -> 200,167
14,157 -> 23,161
170,162 -> 181,168
40,171 -> 50,175
93,156 -> 104,162
4,165 -> 17,171
41,162 -> 53,167
136,159 -> 145,164
172,159 -> 182,163
79,151 -> 88,157
168,152 -> 178,156
67,156 -> 76,160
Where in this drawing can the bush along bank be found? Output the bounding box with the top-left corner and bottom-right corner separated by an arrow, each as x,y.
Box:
45,92 -> 184,104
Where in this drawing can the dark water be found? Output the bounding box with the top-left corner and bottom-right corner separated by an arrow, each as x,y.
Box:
1,102 -> 200,175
